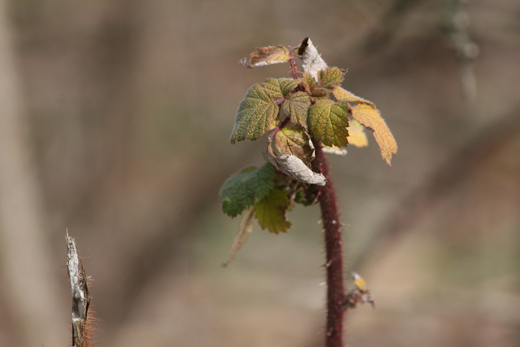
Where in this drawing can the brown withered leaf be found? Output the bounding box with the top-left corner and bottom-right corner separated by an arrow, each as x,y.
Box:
222,207 -> 256,267
350,102 -> 397,165
267,134 -> 326,186
273,126 -> 314,167
240,45 -> 291,68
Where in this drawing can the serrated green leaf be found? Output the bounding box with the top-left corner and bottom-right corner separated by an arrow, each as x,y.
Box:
255,188 -> 292,233
273,126 -> 314,167
303,72 -> 317,93
282,92 -> 311,128
263,78 -> 301,98
318,67 -> 345,90
230,84 -> 279,143
294,184 -> 320,206
308,99 -> 350,147
220,163 -> 275,217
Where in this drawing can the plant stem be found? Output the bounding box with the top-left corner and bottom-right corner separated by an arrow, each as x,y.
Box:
312,139 -> 346,347
288,47 -> 299,79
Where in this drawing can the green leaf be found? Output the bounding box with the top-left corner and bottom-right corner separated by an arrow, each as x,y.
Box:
220,163 -> 275,217
273,126 -> 314,167
255,188 -> 292,233
263,78 -> 301,98
230,84 -> 279,143
303,72 -> 317,93
308,99 -> 350,147
282,91 -> 311,128
294,184 -> 320,206
318,67 -> 345,90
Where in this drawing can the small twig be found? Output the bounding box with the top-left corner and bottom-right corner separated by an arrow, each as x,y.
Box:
287,46 -> 300,79
66,231 -> 94,347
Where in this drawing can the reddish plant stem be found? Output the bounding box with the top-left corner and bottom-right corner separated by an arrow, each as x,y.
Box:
288,47 -> 299,79
312,139 -> 346,347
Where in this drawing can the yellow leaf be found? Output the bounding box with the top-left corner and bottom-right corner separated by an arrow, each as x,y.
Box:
240,46 -> 291,68
333,87 -> 370,104
347,120 -> 368,148
350,102 -> 397,165
352,272 -> 367,292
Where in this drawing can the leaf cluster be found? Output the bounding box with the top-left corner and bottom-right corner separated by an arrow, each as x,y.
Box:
221,43 -> 397,264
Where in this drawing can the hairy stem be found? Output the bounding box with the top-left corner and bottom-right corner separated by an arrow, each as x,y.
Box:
312,139 -> 346,347
288,47 -> 299,79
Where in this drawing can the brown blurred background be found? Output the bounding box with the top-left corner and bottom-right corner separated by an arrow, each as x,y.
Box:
0,0 -> 519,346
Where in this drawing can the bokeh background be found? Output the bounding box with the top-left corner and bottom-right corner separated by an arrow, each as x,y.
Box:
0,0 -> 519,346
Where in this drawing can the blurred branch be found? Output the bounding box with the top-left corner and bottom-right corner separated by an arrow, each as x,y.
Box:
103,151 -> 257,325
443,0 -> 479,101
363,0 -> 424,51
0,1 -> 64,345
351,107 -> 520,271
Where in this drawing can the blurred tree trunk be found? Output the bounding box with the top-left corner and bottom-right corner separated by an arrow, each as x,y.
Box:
0,1 -> 66,346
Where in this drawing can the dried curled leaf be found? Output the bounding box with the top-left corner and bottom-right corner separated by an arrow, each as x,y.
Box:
272,126 -> 315,166
297,37 -> 328,81
267,134 -> 326,186
230,84 -> 279,143
222,207 -> 256,267
255,188 -> 292,233
308,99 -> 349,147
240,45 -> 291,68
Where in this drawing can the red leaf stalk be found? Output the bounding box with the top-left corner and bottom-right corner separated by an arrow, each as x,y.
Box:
312,139 -> 346,347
